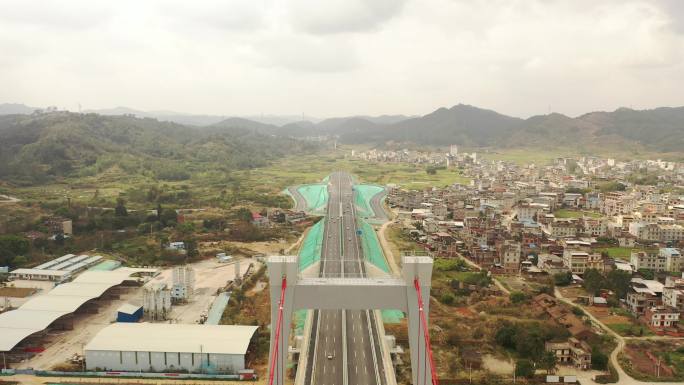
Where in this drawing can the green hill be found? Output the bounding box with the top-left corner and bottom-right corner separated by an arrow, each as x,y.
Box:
0,112 -> 318,185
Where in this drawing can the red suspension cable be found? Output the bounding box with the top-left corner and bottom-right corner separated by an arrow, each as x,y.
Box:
268,277 -> 287,385
414,278 -> 439,385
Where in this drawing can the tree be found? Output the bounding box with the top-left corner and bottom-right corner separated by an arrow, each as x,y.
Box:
440,293 -> 455,305
510,291 -> 528,304
236,207 -> 253,223
11,255 -> 28,267
159,206 -> 178,227
554,272 -> 572,286
115,198 -> 128,217
582,268 -> 605,295
606,270 -> 631,299
591,350 -> 608,370
495,324 -> 517,350
538,351 -> 557,374
515,359 -> 535,378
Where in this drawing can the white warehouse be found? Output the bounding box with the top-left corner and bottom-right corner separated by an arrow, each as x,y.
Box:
84,323 -> 258,373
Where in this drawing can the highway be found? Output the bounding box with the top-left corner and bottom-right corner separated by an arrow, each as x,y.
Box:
305,171 -> 386,385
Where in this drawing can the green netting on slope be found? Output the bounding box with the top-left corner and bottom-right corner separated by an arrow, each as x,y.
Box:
358,218 -> 390,273
354,184 -> 385,217
381,309 -> 405,324
294,309 -> 308,335
299,220 -> 324,271
297,184 -> 328,212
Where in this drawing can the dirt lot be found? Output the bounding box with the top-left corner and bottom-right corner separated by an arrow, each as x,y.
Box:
558,285 -> 589,301
146,257 -> 260,324
0,286 -> 37,298
622,340 -> 684,381
586,306 -> 632,325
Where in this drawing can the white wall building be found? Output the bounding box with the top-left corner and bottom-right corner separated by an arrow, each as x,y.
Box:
85,323 -> 258,373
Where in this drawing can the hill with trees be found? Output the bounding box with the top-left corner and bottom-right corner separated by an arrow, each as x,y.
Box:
0,112 -> 319,185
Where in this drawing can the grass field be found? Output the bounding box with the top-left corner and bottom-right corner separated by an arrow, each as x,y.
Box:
553,209 -> 602,218
596,247 -> 633,259
596,246 -> 658,260
607,322 -> 654,337
236,149 -> 470,192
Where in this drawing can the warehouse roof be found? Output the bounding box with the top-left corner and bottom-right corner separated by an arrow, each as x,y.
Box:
85,323 -> 258,355
0,268 -> 150,352
9,268 -> 71,277
20,295 -> 93,312
0,309 -> 70,330
48,282 -> 114,298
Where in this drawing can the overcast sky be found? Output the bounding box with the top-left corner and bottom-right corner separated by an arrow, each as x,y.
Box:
1,0 -> 683,118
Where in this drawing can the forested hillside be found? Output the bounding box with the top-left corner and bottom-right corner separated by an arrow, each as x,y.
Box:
279,104 -> 684,154
0,112 -> 319,185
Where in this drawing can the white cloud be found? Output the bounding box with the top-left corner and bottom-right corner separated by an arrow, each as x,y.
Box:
285,0 -> 407,34
0,0 -> 683,117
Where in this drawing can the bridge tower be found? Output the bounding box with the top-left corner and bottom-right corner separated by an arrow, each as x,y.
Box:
266,255 -> 436,385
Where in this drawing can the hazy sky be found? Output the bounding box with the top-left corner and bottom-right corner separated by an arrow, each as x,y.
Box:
1,0 -> 683,118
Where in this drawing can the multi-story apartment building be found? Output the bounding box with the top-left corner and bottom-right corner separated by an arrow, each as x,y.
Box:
499,240 -> 521,273
581,218 -> 606,237
515,202 -> 546,222
547,218 -> 580,238
660,248 -> 682,272
563,250 -> 590,275
630,251 -> 667,272
663,276 -> 684,312
629,222 -> 684,242
626,278 -> 664,316
602,192 -> 636,216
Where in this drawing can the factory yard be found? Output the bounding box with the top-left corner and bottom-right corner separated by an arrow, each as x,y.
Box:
147,257 -> 259,324
15,285 -> 141,370
6,256 -> 258,371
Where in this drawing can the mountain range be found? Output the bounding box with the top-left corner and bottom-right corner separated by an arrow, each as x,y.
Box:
2,102 -> 683,155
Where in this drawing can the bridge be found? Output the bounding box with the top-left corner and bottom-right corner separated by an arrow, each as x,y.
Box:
266,172 -> 437,385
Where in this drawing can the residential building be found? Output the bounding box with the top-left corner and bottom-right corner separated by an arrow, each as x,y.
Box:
663,276 -> 684,312
660,248 -> 682,273
563,250 -> 590,275
643,306 -> 680,330
547,219 -> 580,239
499,240 -> 521,273
545,338 -> 592,370
538,254 -> 569,275
626,278 -> 664,316
602,192 -> 636,216
630,251 -> 667,272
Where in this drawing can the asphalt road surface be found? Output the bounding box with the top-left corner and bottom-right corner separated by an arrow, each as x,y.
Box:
287,186 -> 308,212
305,171 -> 386,385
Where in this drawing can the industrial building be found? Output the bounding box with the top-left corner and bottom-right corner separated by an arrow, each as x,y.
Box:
84,323 -> 258,373
10,254 -> 103,282
0,268 -> 157,357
